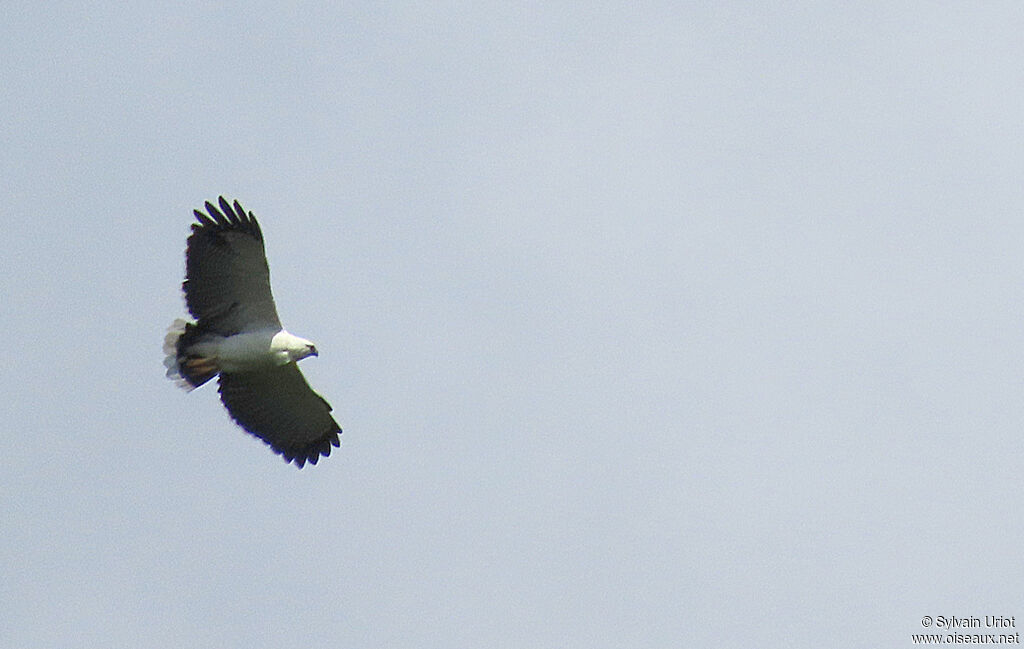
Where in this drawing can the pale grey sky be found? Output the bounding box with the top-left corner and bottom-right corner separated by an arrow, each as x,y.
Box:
4,3 -> 1024,647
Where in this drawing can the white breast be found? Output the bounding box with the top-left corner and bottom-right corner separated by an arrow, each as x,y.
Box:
214,330 -> 288,372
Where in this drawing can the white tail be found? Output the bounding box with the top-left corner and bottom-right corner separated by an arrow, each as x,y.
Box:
163,319 -> 193,391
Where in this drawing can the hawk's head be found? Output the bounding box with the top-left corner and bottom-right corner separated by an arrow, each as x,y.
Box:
272,330 -> 320,363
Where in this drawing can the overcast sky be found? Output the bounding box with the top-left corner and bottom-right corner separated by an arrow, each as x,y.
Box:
4,2 -> 1024,647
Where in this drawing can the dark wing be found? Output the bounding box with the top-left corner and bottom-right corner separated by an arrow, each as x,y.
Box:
217,363 -> 342,468
184,197 -> 282,335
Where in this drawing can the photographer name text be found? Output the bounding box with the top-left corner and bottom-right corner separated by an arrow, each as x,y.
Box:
934,616 -> 1016,630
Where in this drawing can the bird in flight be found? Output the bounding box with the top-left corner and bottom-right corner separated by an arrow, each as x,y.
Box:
163,197 -> 341,467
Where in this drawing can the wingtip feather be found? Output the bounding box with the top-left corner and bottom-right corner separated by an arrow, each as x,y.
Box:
189,197 -> 262,241
218,196 -> 233,219
277,427 -> 341,469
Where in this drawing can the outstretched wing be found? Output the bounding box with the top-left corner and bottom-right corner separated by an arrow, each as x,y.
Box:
184,197 -> 282,335
217,363 -> 342,468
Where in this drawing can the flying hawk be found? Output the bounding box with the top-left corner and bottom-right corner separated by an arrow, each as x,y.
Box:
163,197 -> 341,467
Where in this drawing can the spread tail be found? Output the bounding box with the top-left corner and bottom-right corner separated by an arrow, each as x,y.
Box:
163,319 -> 219,390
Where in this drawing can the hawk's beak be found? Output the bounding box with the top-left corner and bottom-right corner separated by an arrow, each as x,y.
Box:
309,345 -> 319,357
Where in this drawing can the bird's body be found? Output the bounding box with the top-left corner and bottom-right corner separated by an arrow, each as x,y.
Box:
164,197 -> 341,467
175,327 -> 315,373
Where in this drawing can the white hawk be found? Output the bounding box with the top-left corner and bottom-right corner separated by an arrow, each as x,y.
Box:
163,197 -> 341,467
